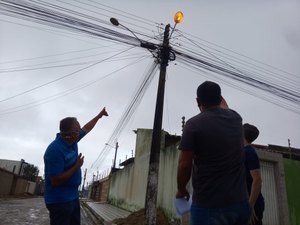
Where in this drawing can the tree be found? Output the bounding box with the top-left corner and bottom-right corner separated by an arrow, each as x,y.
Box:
22,164 -> 39,182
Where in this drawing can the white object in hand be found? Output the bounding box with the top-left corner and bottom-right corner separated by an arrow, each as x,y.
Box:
175,196 -> 192,216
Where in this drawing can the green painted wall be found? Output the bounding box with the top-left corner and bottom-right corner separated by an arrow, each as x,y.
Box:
284,159 -> 300,225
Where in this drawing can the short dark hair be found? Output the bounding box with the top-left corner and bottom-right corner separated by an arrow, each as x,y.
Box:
59,117 -> 77,133
197,81 -> 222,107
243,123 -> 259,143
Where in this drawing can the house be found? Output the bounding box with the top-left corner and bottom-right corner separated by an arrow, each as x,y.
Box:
0,158 -> 28,176
0,159 -> 40,196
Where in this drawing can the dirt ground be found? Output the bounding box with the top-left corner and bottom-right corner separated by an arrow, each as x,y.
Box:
112,208 -> 170,225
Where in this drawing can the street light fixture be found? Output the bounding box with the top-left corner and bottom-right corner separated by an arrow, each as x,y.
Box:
174,11 -> 184,23
110,17 -> 141,42
110,17 -> 157,51
170,11 -> 184,39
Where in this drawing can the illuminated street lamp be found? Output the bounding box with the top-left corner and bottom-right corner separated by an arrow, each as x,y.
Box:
174,11 -> 184,23
170,11 -> 184,38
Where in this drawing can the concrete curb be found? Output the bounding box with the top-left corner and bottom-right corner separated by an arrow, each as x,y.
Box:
81,200 -> 106,225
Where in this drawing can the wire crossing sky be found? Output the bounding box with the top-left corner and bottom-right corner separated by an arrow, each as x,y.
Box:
90,61 -> 158,170
1,0 -> 299,115
0,0 -> 299,178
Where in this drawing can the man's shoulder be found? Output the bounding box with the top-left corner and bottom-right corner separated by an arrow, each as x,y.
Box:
185,108 -> 242,126
200,108 -> 241,117
187,109 -> 236,121
244,145 -> 257,154
44,138 -> 63,157
185,111 -> 219,127
218,108 -> 242,120
227,108 -> 241,116
185,113 -> 203,127
244,145 -> 259,161
244,145 -> 260,169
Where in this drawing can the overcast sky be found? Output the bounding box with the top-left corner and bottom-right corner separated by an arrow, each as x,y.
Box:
0,0 -> 299,182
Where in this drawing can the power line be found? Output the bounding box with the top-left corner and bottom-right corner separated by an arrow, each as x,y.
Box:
0,55 -> 150,116
1,0 -> 299,115
90,60 -> 159,170
176,56 -> 300,114
0,51 -> 145,73
175,29 -> 299,79
178,62 -> 300,115
176,33 -> 299,93
176,51 -> 300,104
0,43 -> 113,65
0,46 -> 136,102
0,0 -> 142,47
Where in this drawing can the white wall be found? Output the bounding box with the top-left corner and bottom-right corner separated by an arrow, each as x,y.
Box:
108,129 -> 181,221
0,159 -> 22,174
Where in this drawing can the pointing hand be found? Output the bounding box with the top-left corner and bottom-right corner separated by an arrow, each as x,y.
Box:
99,107 -> 108,117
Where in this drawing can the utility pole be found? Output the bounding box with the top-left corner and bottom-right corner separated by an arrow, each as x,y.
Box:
144,24 -> 170,225
81,168 -> 87,195
113,141 -> 119,169
109,12 -> 183,225
181,116 -> 186,134
105,141 -> 119,172
288,139 -> 292,159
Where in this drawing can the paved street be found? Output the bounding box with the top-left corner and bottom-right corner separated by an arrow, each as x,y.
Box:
0,197 -> 101,225
0,197 -> 49,225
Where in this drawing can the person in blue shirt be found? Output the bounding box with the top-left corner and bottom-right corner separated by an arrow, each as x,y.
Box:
243,123 -> 265,225
44,107 -> 108,225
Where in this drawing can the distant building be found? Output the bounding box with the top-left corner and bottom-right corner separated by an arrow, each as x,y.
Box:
0,159 -> 29,176
0,159 -> 40,196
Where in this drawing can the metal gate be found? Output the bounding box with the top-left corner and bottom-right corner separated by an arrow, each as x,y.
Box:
261,160 -> 280,225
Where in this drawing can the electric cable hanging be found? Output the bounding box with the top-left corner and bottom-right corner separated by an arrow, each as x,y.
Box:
0,46 -> 136,103
90,61 -> 159,170
0,55 -> 150,116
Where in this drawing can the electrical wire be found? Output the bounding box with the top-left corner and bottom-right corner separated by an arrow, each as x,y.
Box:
0,55 -> 150,116
0,51 -> 146,73
90,60 -> 159,170
0,46 -> 136,103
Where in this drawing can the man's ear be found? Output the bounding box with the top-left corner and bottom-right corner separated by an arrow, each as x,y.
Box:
196,97 -> 201,107
196,97 -> 204,112
220,96 -> 229,109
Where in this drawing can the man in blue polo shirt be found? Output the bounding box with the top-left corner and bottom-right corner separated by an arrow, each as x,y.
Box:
44,107 -> 108,225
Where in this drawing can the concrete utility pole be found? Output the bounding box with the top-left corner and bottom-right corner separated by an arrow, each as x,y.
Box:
82,168 -> 87,192
181,116 -> 186,134
288,139 -> 291,159
105,141 -> 119,172
144,12 -> 183,225
144,24 -> 170,225
81,168 -> 87,197
113,141 -> 119,169
110,12 -> 183,225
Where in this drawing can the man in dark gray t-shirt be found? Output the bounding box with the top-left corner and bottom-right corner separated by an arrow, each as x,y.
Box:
176,81 -> 251,225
